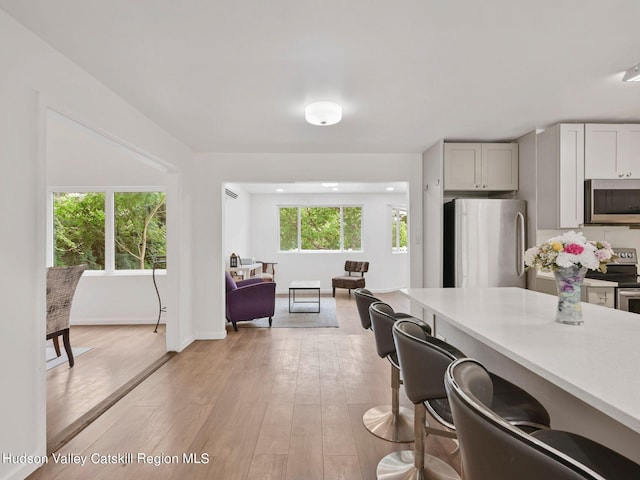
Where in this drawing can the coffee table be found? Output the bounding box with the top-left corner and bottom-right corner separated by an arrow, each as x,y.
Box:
289,280 -> 321,313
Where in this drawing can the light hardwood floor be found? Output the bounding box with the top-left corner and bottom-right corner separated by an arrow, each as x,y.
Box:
31,292 -> 459,480
47,325 -> 168,451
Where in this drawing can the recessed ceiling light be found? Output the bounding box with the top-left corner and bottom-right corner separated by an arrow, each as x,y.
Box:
623,62 -> 640,82
332,187 -> 339,191
276,188 -> 284,192
321,182 -> 338,187
305,101 -> 342,126
386,187 -> 395,191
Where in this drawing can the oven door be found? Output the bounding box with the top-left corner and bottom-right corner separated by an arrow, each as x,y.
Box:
617,288 -> 640,314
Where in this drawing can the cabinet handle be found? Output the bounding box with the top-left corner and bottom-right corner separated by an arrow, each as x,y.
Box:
619,173 -> 625,177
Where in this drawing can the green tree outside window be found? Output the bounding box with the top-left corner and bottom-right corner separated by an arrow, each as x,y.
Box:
115,192 -> 166,269
53,192 -> 106,269
279,206 -> 362,252
392,207 -> 408,252
53,191 -> 166,270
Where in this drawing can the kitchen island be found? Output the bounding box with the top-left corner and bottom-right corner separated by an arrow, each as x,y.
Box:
400,287 -> 640,462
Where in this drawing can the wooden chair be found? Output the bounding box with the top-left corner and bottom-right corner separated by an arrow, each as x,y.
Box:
46,265 -> 86,368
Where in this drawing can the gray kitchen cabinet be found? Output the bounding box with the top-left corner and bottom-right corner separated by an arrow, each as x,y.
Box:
536,124 -> 584,229
444,143 -> 518,191
585,124 -> 640,179
585,287 -> 615,308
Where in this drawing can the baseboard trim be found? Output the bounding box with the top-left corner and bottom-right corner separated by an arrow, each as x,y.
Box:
178,335 -> 195,352
195,330 -> 227,340
71,318 -> 163,326
5,461 -> 44,480
46,351 -> 176,455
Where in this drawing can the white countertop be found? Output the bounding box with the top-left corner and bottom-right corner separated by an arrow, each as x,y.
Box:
536,270 -> 617,287
399,287 -> 640,433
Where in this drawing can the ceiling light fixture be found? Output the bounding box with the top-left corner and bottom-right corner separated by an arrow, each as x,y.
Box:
305,101 -> 342,126
623,62 -> 640,82
386,187 -> 395,191
276,188 -> 284,193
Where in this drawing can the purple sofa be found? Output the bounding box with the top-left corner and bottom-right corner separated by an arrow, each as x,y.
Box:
225,271 -> 276,331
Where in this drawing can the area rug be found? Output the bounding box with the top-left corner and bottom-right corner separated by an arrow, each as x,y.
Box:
46,347 -> 93,370
238,295 -> 338,328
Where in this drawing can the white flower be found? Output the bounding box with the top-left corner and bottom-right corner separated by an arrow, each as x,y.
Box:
524,231 -> 615,273
523,246 -> 540,267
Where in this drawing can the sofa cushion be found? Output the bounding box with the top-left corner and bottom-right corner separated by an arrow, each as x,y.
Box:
332,276 -> 366,289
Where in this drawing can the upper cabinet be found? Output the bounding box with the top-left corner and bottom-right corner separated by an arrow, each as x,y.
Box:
536,124 -> 585,229
585,124 -> 640,179
444,143 -> 518,191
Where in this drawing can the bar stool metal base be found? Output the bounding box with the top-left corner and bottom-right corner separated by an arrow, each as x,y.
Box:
376,451 -> 460,480
363,405 -> 414,443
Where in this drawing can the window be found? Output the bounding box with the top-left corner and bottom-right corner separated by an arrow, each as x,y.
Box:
53,192 -> 106,269
52,190 -> 166,271
279,206 -> 362,252
391,207 -> 408,253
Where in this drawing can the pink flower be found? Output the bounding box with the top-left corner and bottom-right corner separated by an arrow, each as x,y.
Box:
564,243 -> 584,255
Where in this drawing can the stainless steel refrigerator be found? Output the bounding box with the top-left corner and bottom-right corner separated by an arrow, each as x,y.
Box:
443,199 -> 526,288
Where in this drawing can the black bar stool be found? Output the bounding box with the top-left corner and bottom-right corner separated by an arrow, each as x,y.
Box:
446,357 -> 640,480
377,319 -> 551,480
354,290 -> 427,443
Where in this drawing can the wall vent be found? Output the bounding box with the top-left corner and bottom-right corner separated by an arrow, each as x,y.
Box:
225,188 -> 239,199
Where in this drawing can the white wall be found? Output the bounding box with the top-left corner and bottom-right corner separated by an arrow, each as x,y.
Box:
248,192 -> 409,294
224,183 -> 252,261
192,153 -> 423,340
47,110 -> 169,325
423,141 -> 444,288
0,11 -> 194,480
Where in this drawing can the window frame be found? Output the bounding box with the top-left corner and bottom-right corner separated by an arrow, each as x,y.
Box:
278,204 -> 364,253
47,186 -> 167,275
391,205 -> 408,254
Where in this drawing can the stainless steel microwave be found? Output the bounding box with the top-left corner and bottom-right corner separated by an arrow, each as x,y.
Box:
585,179 -> 640,224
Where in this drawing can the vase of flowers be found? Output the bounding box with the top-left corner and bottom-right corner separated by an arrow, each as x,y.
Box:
524,231 -> 615,325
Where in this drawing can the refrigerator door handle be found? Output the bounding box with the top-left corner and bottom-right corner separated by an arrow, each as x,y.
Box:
516,212 -> 525,277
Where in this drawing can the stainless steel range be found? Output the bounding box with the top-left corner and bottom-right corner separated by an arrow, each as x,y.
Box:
585,248 -> 640,313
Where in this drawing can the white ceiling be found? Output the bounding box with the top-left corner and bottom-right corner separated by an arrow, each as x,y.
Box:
2,1 -> 640,154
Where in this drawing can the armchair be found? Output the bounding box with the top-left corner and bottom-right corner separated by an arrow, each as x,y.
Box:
46,264 -> 86,368
225,271 -> 276,331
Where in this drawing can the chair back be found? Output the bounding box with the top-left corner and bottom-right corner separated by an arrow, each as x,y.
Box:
354,288 -> 378,330
225,271 -> 238,292
392,319 -> 463,404
46,265 -> 86,335
445,358 -> 604,480
368,302 -> 400,359
344,260 -> 369,276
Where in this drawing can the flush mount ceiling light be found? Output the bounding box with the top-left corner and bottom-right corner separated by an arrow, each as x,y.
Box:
305,101 -> 342,126
623,62 -> 640,82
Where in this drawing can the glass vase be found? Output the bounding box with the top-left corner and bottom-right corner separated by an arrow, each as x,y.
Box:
554,266 -> 588,325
